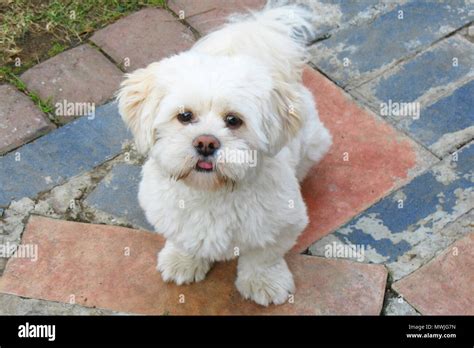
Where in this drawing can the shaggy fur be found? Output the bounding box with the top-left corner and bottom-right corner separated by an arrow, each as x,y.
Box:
117,3 -> 332,306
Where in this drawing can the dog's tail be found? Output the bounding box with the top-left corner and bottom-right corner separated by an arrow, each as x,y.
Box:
193,3 -> 321,81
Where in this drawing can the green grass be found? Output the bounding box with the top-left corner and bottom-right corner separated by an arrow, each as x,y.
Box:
1,0 -> 167,70
47,42 -> 67,57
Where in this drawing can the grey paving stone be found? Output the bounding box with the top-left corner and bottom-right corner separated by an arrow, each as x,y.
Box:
0,102 -> 130,208
85,163 -> 153,231
0,85 -> 55,155
383,291 -> 420,316
310,0 -> 474,87
90,8 -> 195,71
0,293 -> 118,315
21,45 -> 123,124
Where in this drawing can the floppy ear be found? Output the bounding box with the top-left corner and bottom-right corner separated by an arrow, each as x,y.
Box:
264,80 -> 304,154
117,63 -> 165,154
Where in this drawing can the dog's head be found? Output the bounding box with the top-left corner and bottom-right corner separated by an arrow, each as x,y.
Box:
117,52 -> 303,190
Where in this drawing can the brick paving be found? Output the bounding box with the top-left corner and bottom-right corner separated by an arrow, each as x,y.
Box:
310,1 -> 473,87
0,0 -> 473,315
21,45 -> 123,124
0,216 -> 387,315
168,0 -> 266,34
90,8 -> 195,71
0,102 -> 130,207
84,163 -> 153,231
0,85 -> 55,155
309,143 -> 473,280
392,233 -> 474,315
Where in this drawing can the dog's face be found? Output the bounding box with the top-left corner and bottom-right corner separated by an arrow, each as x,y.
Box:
118,53 -> 303,190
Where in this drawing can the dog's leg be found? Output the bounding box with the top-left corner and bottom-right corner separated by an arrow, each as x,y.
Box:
157,240 -> 212,285
235,247 -> 294,306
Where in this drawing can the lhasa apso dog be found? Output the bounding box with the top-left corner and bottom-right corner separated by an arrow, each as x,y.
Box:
117,3 -> 332,306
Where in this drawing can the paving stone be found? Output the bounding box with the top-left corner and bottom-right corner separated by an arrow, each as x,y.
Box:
168,0 -> 388,39
90,8 -> 195,71
0,102 -> 130,208
0,293 -> 118,315
351,36 -> 474,158
354,36 -> 474,113
21,45 -> 123,124
85,163 -> 153,230
320,0 -> 390,24
310,1 -> 474,87
402,80 -> 474,158
392,233 -> 474,315
382,290 -> 420,316
293,68 -> 437,251
0,85 -> 55,155
309,142 -> 474,280
168,0 -> 266,34
0,216 -> 388,315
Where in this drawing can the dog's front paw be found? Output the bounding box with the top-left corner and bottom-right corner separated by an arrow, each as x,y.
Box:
157,242 -> 212,285
235,259 -> 294,306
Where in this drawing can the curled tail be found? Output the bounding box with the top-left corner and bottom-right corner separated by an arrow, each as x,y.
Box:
193,3 -> 319,81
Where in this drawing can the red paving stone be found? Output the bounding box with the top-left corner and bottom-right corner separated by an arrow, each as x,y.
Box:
293,68 -> 437,251
168,0 -> 266,34
21,45 -> 123,124
392,233 -> 474,315
0,216 -> 388,315
90,8 -> 195,71
0,85 -> 55,155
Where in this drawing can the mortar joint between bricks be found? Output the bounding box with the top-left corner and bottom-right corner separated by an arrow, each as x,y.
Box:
164,5 -> 206,40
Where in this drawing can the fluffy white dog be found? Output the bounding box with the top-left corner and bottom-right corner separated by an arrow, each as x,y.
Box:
117,3 -> 332,306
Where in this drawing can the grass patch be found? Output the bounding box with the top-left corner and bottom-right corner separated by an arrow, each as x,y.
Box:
0,0 -> 167,81
47,42 -> 67,57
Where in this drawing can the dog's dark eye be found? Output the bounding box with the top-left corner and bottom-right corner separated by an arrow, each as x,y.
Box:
177,111 -> 193,124
225,114 -> 243,129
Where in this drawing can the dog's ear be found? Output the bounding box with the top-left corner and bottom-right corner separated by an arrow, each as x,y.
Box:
117,63 -> 165,154
265,80 -> 304,154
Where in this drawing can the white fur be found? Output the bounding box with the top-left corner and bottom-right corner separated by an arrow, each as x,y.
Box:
117,4 -> 332,306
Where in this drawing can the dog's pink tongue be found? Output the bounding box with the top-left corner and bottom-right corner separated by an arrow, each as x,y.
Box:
197,160 -> 213,170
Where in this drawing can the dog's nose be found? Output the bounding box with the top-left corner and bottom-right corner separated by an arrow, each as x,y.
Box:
192,135 -> 220,156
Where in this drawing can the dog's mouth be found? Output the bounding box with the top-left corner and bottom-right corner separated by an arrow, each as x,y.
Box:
195,159 -> 214,172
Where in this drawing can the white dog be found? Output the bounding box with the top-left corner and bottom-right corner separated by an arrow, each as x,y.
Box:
117,3 -> 332,306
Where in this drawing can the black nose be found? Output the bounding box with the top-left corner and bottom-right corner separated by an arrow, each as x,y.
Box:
192,134 -> 220,156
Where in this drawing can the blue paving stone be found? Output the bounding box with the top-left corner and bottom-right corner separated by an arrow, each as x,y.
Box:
398,80 -> 474,157
323,142 -> 473,263
311,0 -> 474,86
0,102 -> 130,207
371,36 -> 474,106
322,0 -> 382,22
85,163 -> 153,231
308,0 -> 385,37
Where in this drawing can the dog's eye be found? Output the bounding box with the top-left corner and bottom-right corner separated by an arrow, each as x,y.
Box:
225,114 -> 243,129
177,111 -> 193,124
